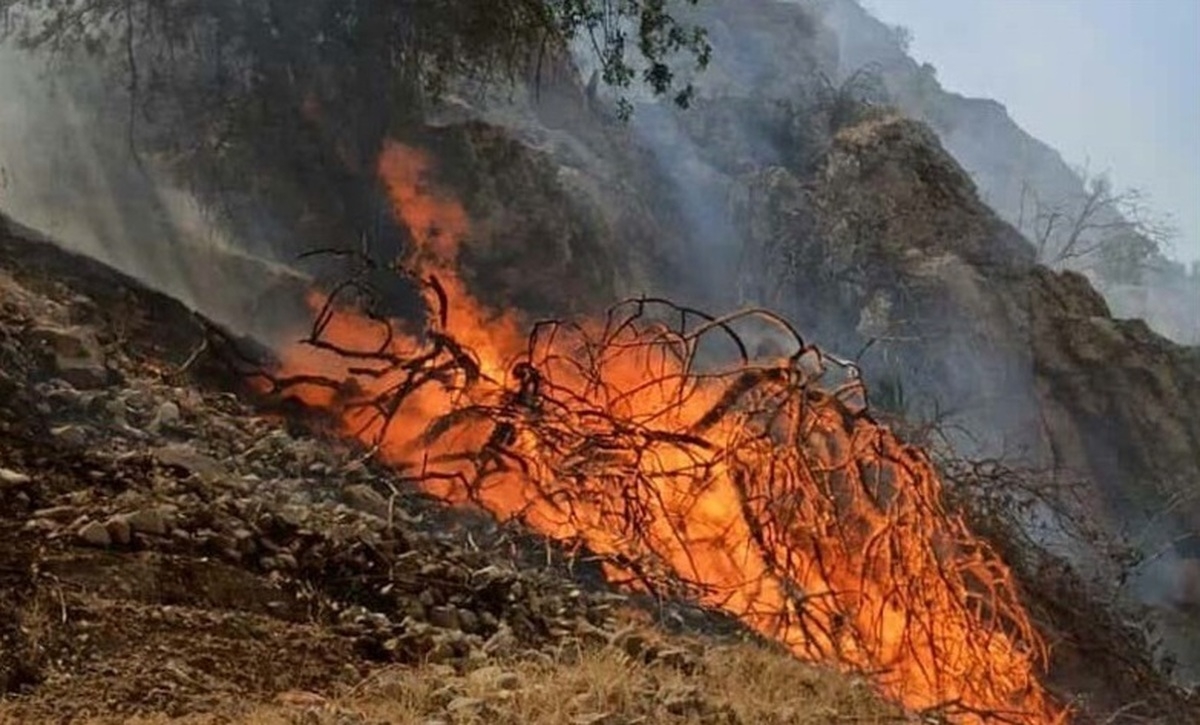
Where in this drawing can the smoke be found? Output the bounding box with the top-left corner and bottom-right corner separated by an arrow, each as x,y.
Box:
0,44 -> 310,343
597,1 -> 831,314
627,104 -> 741,309
1127,539 -> 1200,687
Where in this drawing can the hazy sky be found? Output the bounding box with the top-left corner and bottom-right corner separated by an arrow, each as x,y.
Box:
862,0 -> 1200,265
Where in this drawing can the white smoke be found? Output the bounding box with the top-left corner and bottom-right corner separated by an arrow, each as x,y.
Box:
0,45 -> 310,342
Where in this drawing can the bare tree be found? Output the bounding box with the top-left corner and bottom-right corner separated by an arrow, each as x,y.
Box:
813,62 -> 888,134
1016,169 -> 1175,282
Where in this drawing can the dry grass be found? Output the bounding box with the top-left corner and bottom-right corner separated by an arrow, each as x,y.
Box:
30,639 -> 904,725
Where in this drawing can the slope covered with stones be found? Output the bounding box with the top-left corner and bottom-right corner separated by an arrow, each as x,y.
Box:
0,218 -> 898,723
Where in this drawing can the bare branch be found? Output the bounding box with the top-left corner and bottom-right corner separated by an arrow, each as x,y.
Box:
234,248 -> 1067,722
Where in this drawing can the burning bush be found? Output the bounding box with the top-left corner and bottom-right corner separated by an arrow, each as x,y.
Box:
251,142 -> 1067,724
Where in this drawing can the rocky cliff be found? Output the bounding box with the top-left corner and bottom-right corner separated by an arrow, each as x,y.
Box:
816,0 -> 1200,346
734,112 -> 1200,542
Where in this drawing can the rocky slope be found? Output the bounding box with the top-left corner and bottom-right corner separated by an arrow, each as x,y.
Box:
6,183 -> 1200,724
5,197 -> 1200,723
755,112 -> 1200,535
0,217 -> 909,723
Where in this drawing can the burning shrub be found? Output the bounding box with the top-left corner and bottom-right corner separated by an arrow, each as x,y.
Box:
240,141 -> 1074,724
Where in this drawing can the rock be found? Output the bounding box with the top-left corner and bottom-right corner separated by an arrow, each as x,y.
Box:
342,484 -> 391,520
276,505 -> 309,527
78,520 -> 112,547
153,444 -> 229,480
28,323 -> 110,389
127,507 -> 172,536
32,505 -> 79,521
149,401 -> 182,432
426,640 -> 458,664
446,697 -> 485,713
50,424 -> 89,447
104,397 -> 129,421
276,690 -> 329,708
105,515 -> 133,545
429,605 -> 462,631
482,624 -> 517,657
403,600 -> 428,623
457,608 -> 480,635
23,518 -> 58,534
259,551 -> 298,572
0,467 -> 31,487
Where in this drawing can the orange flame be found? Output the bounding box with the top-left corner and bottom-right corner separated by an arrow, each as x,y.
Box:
267,142 -> 1069,724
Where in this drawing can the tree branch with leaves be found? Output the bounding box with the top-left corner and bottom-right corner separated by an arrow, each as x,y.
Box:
0,0 -> 711,260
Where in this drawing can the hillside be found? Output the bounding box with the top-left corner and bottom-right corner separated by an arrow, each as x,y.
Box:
0,1 -> 1199,722
0,216 -> 905,723
2,187 -> 1197,724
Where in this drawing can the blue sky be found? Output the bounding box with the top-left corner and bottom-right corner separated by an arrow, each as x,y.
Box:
862,0 -> 1200,265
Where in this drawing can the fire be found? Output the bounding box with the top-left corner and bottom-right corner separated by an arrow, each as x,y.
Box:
264,142 -> 1069,724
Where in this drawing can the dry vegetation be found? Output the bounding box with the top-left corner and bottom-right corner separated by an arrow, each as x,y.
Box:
66,641 -> 902,725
